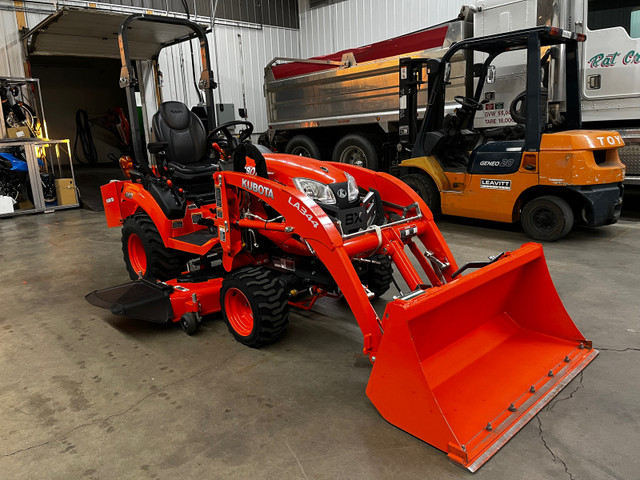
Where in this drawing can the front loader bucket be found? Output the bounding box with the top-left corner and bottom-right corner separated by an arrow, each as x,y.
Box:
366,243 -> 597,472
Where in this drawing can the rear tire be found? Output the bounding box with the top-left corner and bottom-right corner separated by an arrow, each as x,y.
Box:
121,213 -> 188,281
332,134 -> 379,170
401,173 -> 441,215
521,195 -> 573,241
285,135 -> 322,159
221,267 -> 289,347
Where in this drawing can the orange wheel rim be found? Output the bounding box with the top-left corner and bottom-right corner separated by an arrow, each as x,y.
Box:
225,288 -> 254,336
128,234 -> 147,275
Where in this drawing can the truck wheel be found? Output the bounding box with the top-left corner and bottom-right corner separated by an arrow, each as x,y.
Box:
122,213 -> 187,281
332,134 -> 379,170
285,135 -> 322,159
401,173 -> 441,215
221,267 -> 289,348
358,254 -> 394,299
521,195 -> 573,241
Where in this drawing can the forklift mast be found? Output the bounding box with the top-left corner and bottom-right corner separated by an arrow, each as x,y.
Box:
396,26 -> 584,159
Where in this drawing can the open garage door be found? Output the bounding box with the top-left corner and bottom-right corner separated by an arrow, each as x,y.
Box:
25,7 -> 201,60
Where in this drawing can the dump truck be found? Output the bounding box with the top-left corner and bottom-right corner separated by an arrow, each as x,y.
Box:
264,0 -> 640,184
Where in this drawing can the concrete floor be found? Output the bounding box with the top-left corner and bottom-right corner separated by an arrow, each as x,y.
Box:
0,193 -> 639,480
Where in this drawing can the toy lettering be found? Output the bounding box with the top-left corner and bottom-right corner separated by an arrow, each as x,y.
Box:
595,135 -> 622,146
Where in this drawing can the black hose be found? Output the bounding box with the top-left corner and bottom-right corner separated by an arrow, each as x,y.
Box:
73,109 -> 98,164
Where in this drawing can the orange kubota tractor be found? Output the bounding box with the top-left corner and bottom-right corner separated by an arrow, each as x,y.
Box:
87,15 -> 598,472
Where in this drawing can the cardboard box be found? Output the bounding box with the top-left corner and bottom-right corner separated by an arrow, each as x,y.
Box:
7,126 -> 31,139
55,178 -> 77,206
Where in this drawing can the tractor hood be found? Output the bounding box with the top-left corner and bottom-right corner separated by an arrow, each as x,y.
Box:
540,130 -> 625,151
264,154 -> 352,186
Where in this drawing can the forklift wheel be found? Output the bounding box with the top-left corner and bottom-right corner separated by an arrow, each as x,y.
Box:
521,195 -> 574,242
400,173 -> 441,215
180,312 -> 199,335
221,267 -> 289,348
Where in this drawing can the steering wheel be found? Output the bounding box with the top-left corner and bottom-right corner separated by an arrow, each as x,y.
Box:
454,95 -> 484,111
206,120 -> 254,156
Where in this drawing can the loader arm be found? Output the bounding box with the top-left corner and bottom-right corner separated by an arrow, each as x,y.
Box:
216,168 -> 458,357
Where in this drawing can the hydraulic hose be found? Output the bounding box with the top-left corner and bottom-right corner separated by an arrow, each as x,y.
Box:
73,109 -> 98,164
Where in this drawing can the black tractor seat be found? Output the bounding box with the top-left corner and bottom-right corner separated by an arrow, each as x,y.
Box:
151,101 -> 217,204
167,161 -> 218,180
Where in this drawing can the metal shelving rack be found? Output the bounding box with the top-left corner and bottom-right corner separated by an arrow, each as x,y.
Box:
1,76 -> 79,216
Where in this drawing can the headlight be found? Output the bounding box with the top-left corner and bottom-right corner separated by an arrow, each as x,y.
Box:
344,172 -> 359,202
293,177 -> 337,204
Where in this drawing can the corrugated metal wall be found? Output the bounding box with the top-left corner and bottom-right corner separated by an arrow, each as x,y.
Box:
158,24 -> 299,133
0,9 -> 25,77
298,0 -> 469,57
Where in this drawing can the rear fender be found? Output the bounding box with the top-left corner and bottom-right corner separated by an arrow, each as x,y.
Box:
101,180 -> 135,228
102,180 -> 172,233
102,180 -> 216,255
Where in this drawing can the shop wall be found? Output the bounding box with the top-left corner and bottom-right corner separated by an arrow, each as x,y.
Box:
0,9 -> 24,77
158,24 -> 300,135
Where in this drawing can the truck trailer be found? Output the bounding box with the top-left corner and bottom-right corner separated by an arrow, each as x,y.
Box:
263,0 -> 640,184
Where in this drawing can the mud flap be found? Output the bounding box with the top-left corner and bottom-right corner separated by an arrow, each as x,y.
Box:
366,243 -> 598,472
86,279 -> 174,323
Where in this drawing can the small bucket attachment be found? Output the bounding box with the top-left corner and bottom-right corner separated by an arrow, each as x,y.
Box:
86,279 -> 174,323
366,243 -> 597,472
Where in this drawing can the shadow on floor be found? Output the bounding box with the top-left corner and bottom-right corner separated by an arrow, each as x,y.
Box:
74,163 -> 127,211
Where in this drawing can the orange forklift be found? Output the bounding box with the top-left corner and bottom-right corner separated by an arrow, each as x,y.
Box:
398,26 -> 625,241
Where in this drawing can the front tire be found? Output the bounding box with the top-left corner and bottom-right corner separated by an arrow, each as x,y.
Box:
221,267 -> 289,347
521,195 -> 573,241
122,213 -> 188,280
357,254 -> 394,299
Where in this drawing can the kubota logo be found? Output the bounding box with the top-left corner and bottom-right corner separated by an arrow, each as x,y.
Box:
288,197 -> 319,228
241,179 -> 274,198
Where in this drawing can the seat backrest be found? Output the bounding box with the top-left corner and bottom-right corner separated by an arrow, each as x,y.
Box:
152,101 -> 207,165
